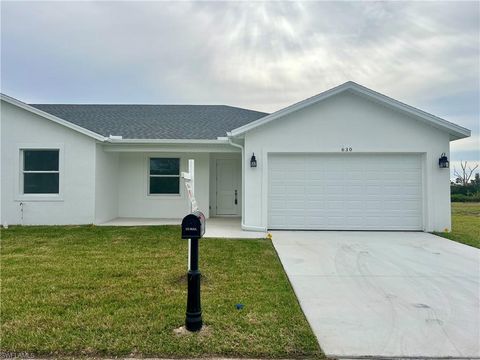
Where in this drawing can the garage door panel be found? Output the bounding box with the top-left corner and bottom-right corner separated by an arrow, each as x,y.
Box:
404,185 -> 422,196
310,175 -> 326,183
344,179 -> 363,187
268,154 -> 423,230
327,216 -> 346,226
402,172 -> 419,184
326,201 -> 344,210
384,185 -> 404,195
270,199 -> 285,210
346,200 -> 363,209
306,219 -> 327,226
277,186 -> 305,194
306,201 -> 326,209
270,185 -> 285,193
325,185 -> 344,195
306,187 -> 325,196
383,171 -> 399,180
363,200 -> 382,209
366,185 -> 382,194
346,216 -> 365,226
346,185 -> 363,194
345,195 -> 369,203
285,200 -> 306,209
364,216 -> 384,226
284,173 -> 308,181
345,169 -> 362,178
306,197 -> 327,205
405,200 -> 422,211
284,216 -> 306,226
270,216 -> 286,227
383,200 -> 404,210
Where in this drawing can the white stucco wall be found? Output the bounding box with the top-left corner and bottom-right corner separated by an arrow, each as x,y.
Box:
1,100 -> 96,225
117,152 -> 210,219
94,144 -> 119,223
243,91 -> 452,232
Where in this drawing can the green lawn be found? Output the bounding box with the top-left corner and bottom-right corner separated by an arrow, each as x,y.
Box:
435,202 -> 480,248
0,226 -> 323,358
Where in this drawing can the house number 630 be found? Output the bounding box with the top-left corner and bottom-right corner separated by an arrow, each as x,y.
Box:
341,147 -> 353,152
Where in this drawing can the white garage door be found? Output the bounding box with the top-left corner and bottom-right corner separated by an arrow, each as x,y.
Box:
268,154 -> 423,230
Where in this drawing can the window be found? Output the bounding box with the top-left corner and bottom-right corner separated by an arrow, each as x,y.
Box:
149,158 -> 180,194
22,149 -> 60,194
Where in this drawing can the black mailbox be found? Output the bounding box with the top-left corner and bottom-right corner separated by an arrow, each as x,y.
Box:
181,211 -> 206,239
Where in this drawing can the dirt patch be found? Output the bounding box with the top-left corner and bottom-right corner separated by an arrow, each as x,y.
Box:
173,325 -> 212,337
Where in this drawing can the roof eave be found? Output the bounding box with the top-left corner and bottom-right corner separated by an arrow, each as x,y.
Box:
350,83 -> 471,140
104,138 -> 231,144
228,82 -> 351,137
1,93 -> 107,141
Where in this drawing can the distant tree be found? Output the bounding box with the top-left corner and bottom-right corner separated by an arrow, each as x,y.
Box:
471,173 -> 480,186
453,161 -> 478,186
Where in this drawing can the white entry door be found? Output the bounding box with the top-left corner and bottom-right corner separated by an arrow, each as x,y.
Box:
268,153 -> 423,230
216,159 -> 240,215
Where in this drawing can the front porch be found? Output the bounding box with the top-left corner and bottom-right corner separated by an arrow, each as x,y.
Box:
95,142 -> 247,232
98,217 -> 266,239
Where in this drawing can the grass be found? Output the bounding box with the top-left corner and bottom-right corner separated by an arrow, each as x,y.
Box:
435,202 -> 480,248
0,225 -> 322,358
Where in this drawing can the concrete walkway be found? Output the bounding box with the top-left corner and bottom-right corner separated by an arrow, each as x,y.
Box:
272,231 -> 480,359
99,217 -> 266,239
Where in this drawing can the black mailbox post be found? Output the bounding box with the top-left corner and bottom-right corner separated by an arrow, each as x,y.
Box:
181,211 -> 205,331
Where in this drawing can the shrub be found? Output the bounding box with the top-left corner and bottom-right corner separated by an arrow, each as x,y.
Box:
451,184 -> 480,196
451,192 -> 480,202
452,194 -> 468,202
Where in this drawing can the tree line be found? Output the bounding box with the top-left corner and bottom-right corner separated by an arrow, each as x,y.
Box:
451,161 -> 479,202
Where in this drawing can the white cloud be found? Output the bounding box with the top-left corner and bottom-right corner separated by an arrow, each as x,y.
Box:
1,1 -> 478,156
452,135 -> 480,153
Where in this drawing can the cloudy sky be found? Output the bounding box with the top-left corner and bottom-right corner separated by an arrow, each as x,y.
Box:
1,1 -> 479,175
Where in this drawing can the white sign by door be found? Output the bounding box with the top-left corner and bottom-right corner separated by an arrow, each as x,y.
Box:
181,159 -> 198,212
184,181 -> 198,212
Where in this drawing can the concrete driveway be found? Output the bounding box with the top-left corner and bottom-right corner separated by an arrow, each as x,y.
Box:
272,232 -> 480,359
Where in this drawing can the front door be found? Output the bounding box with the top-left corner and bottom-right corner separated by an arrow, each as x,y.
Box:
216,159 -> 240,215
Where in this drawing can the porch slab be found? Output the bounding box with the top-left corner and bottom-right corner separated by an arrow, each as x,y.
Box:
98,217 -> 266,239
204,218 -> 266,239
98,218 -> 181,226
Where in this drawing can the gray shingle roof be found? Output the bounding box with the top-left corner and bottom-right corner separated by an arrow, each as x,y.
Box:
28,104 -> 268,139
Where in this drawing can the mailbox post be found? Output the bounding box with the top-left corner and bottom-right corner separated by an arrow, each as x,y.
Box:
181,211 -> 206,332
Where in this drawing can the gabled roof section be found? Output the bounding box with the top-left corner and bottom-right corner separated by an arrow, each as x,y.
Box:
227,81 -> 471,140
1,93 -> 106,141
28,104 -> 268,140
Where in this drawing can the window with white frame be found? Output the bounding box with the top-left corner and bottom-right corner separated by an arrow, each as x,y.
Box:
149,158 -> 180,194
22,149 -> 60,194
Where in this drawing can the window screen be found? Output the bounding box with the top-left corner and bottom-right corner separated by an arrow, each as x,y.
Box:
149,158 -> 180,194
23,150 -> 59,194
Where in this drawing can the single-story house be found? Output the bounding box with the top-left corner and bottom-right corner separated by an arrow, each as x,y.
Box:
0,82 -> 470,231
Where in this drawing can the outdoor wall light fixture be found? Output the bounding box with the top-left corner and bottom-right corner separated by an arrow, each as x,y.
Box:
439,153 -> 449,168
250,153 -> 257,168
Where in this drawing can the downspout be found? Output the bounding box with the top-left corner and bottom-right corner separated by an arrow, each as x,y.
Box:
228,138 -> 247,229
227,137 -> 267,232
